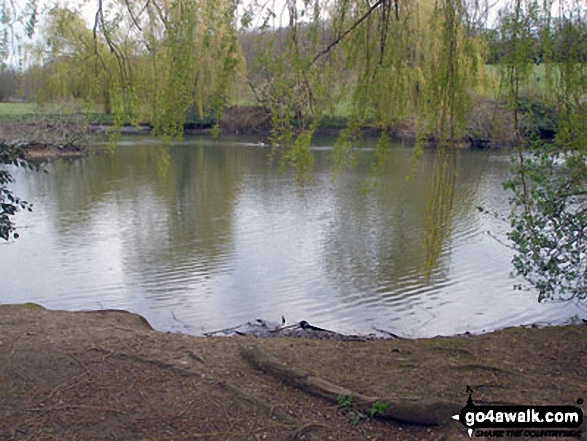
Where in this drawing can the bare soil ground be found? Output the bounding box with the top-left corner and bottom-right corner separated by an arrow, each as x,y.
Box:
0,304 -> 585,441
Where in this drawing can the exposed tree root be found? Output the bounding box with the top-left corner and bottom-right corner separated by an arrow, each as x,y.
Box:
241,345 -> 461,426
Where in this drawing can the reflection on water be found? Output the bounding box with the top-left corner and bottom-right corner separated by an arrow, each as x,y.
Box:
424,148 -> 457,278
1,136 -> 585,336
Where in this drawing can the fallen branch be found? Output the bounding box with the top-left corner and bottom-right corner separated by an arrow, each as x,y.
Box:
241,345 -> 460,426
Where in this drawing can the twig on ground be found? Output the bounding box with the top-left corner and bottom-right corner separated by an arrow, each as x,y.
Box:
373,327 -> 404,339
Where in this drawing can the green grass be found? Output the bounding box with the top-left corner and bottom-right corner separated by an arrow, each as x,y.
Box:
0,102 -> 114,124
481,63 -> 563,99
0,102 -> 37,119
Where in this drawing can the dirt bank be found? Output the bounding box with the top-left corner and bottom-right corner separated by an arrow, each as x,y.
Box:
19,143 -> 85,160
0,121 -> 88,160
0,304 -> 585,440
1,102 -> 518,151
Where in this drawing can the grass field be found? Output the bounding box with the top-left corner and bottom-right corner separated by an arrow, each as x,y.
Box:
0,102 -> 37,119
481,63 -> 563,99
0,102 -> 115,123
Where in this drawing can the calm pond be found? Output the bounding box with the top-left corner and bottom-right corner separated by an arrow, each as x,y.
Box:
2,136 -> 585,337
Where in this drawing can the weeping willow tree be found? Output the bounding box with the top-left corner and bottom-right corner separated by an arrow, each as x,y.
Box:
26,7 -> 118,111
244,0 -> 481,170
243,0 -> 484,276
29,0 -> 243,139
127,0 -> 243,138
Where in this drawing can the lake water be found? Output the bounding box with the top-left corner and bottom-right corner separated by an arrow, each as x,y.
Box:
1,136 -> 585,337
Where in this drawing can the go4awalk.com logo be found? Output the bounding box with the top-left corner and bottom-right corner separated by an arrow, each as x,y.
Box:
452,386 -> 584,438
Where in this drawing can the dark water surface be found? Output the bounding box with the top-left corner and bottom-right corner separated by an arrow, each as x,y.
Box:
2,136 -> 585,336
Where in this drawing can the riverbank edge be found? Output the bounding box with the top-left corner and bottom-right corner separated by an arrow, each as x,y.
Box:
1,303 -> 585,440
1,99 -> 527,157
6,302 -> 584,340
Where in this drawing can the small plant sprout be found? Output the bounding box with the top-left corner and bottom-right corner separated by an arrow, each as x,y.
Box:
367,401 -> 389,419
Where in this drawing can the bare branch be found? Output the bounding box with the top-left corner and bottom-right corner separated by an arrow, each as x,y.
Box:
149,0 -> 169,29
123,0 -> 144,32
311,0 -> 385,65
